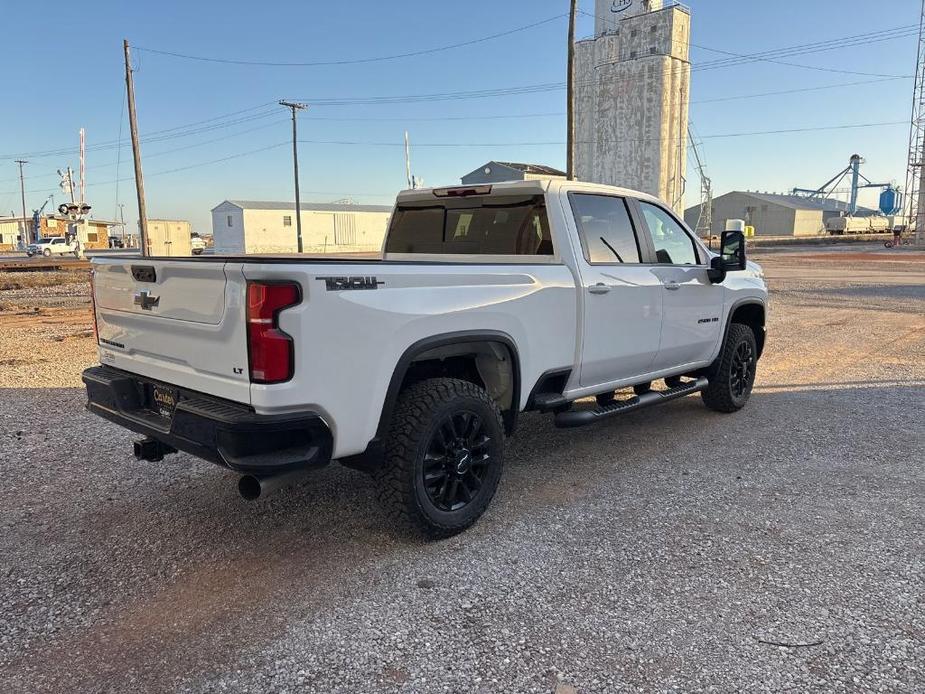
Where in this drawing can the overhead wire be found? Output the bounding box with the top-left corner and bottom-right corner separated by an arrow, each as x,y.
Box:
0,119 -> 906,198
134,14 -> 568,66
577,8 -> 915,77
6,20 -> 914,162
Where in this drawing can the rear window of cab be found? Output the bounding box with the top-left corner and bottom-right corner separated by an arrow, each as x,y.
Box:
385,195 -> 553,256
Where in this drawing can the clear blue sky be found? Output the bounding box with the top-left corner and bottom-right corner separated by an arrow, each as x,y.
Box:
0,0 -> 919,232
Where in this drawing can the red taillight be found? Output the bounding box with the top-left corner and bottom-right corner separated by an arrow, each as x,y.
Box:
89,269 -> 99,344
246,281 -> 301,384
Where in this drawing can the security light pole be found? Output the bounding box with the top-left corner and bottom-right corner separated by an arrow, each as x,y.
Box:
280,101 -> 308,253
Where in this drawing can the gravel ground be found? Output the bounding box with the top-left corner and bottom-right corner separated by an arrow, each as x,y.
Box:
0,248 -> 923,693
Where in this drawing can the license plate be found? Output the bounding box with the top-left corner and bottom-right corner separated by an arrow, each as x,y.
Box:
148,384 -> 179,419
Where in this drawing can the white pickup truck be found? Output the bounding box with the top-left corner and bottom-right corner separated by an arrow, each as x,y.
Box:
83,180 -> 767,537
27,236 -> 78,257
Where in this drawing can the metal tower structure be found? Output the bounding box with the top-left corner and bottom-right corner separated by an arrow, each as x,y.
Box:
688,127 -> 713,239
793,155 -> 895,215
904,0 -> 925,245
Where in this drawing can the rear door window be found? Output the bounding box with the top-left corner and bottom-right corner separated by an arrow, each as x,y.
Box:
569,194 -> 641,264
385,196 -> 553,256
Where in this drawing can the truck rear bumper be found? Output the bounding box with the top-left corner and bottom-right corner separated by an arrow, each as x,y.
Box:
82,365 -> 333,474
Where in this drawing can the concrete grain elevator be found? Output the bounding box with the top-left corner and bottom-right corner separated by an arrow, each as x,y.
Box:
575,0 -> 691,212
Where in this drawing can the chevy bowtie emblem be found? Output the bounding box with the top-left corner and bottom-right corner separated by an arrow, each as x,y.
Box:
133,289 -> 160,310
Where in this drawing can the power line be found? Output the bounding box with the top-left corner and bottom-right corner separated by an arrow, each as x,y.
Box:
578,8 -> 915,78
0,104 -> 280,161
135,14 -> 567,66
3,75 -> 907,186
114,80 -> 127,223
5,21 -> 915,162
282,120 -> 906,147
0,119 -> 906,198
691,76 -> 908,104
2,142 -> 291,196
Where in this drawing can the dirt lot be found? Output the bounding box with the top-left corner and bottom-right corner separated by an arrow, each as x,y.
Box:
0,247 -> 923,692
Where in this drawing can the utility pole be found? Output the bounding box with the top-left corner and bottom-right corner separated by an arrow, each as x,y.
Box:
566,0 -> 578,180
124,39 -> 149,256
280,101 -> 308,253
15,160 -> 28,247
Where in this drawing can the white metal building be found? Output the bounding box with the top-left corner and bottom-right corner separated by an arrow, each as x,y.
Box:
575,0 -> 691,212
211,201 -> 393,254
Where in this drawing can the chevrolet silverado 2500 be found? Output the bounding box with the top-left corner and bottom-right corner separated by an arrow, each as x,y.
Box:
83,180 -> 767,537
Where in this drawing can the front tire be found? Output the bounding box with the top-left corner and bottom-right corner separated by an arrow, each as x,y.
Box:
701,323 -> 758,413
375,378 -> 505,538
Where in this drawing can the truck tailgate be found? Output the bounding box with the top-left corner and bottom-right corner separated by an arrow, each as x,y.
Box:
93,258 -> 251,403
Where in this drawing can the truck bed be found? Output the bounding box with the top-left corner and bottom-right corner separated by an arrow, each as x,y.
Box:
91,255 -> 578,459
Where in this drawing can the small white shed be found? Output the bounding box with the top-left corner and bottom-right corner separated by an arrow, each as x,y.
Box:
211,200 -> 393,254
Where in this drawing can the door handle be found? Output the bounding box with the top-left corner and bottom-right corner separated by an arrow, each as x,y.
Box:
589,283 -> 611,295
663,281 -> 681,291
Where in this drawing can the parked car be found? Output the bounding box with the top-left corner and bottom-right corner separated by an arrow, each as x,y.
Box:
27,237 -> 78,257
190,234 -> 206,255
83,180 -> 768,537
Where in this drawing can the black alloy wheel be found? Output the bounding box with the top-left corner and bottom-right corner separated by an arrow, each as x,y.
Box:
423,409 -> 492,512
376,377 -> 505,538
729,341 -> 756,400
701,323 -> 758,413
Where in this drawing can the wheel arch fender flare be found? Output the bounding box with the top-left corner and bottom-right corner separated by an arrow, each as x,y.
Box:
375,330 -> 522,441
723,299 -> 766,358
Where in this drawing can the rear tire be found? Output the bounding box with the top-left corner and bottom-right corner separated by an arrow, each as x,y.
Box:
701,323 -> 758,413
375,378 -> 505,539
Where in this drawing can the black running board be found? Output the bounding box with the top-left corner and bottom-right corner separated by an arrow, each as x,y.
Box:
554,377 -> 709,429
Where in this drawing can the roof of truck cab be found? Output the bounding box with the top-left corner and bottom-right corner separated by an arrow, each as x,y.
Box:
395,179 -> 661,204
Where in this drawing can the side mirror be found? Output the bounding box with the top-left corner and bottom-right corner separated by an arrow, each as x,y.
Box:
720,230 -> 747,271
708,230 -> 747,283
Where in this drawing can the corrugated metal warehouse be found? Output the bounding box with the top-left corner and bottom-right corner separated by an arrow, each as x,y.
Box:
211,201 -> 393,254
684,191 -> 876,237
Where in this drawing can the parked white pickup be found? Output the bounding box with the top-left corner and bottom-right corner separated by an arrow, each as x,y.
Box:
27,236 -> 78,257
83,179 -> 768,537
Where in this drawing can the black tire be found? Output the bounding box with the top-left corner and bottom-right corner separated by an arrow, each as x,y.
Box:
701,323 -> 758,413
375,377 -> 505,538
664,375 -> 683,388
596,391 -> 615,406
633,382 -> 652,396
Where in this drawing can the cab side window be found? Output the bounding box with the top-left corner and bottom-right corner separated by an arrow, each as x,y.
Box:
569,194 -> 641,264
639,202 -> 699,265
